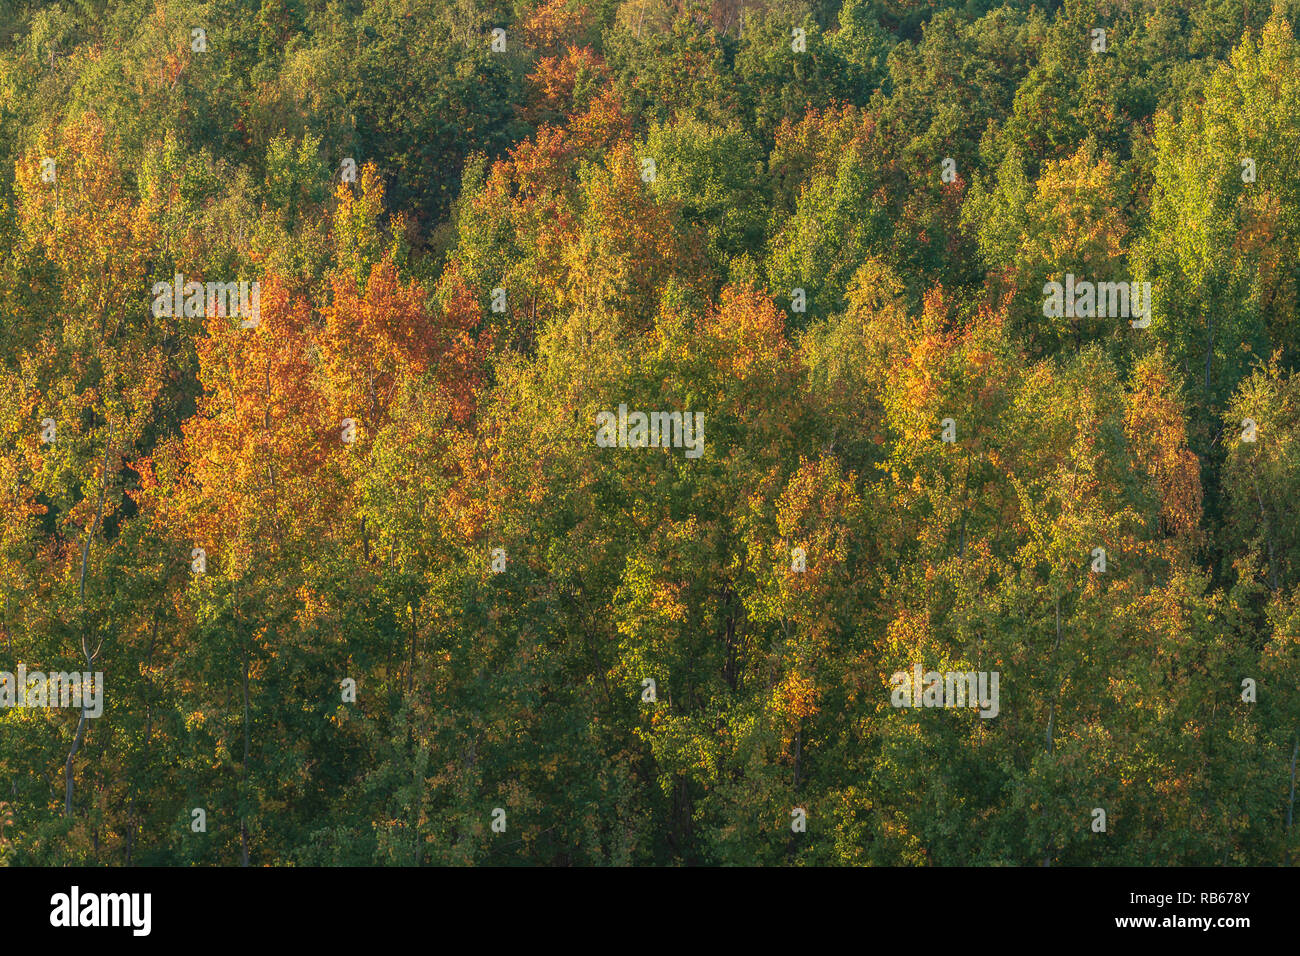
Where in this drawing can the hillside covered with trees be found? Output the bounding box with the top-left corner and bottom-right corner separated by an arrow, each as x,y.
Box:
0,0 -> 1298,866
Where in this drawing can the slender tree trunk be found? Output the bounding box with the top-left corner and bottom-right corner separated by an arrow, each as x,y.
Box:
1288,734 -> 1297,833
1251,467 -> 1279,592
407,604 -> 417,695
65,419 -> 112,818
793,727 -> 802,790
264,367 -> 282,550
64,706 -> 89,818
127,612 -> 160,864
240,639 -> 251,867
957,451 -> 971,560
1204,310 -> 1215,392
721,588 -> 738,692
1045,590 -> 1063,754
1042,588 -> 1064,866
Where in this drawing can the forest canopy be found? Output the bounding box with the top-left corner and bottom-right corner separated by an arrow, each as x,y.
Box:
0,0 -> 1297,866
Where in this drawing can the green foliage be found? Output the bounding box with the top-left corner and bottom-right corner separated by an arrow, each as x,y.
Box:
0,0 -> 1296,868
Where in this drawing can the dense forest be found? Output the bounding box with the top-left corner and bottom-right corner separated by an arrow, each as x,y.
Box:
0,0 -> 1297,866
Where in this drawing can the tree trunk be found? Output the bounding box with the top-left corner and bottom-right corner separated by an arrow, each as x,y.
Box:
407,604 -> 417,695
1042,588 -> 1064,866
240,639 -> 251,867
1251,467 -> 1279,592
65,419 -> 112,818
1204,309 -> 1215,392
1288,734 -> 1297,833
